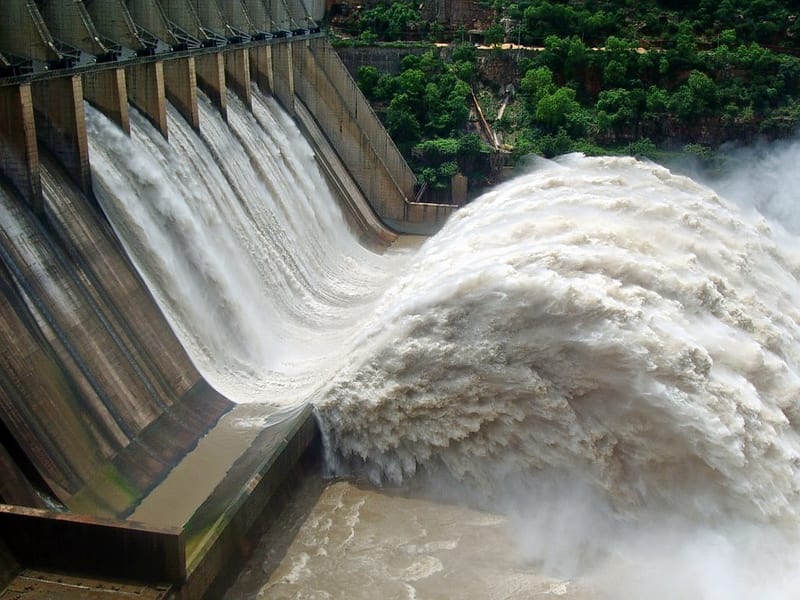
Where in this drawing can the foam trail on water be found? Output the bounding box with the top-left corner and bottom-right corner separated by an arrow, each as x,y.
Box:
319,153 -> 800,523
86,90 -> 406,403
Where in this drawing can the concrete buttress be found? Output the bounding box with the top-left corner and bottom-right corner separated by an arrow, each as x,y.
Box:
196,53 -> 227,121
84,69 -> 131,135
0,84 -> 41,212
31,76 -> 92,195
225,49 -> 252,110
164,58 -> 200,131
126,62 -> 169,139
270,42 -> 295,114
249,45 -> 274,95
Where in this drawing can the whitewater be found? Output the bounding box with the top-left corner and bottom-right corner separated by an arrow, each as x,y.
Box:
86,90 -> 408,404
86,88 -> 800,598
321,152 -> 800,520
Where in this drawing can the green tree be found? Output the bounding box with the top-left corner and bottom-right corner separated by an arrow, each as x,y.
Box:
357,66 -> 381,99
521,66 -> 556,108
669,71 -> 718,118
535,87 -> 580,130
451,43 -> 477,63
524,1 -> 575,38
386,93 -> 421,145
396,68 -> 427,103
540,36 -> 589,82
484,23 -> 506,46
603,59 -> 627,87
596,88 -> 639,132
358,0 -> 422,41
645,85 -> 669,115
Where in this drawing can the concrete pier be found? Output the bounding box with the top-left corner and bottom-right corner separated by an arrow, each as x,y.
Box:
0,84 -> 40,212
164,58 -> 200,131
196,53 -> 228,121
270,41 -> 295,113
225,48 -> 252,111
84,68 -> 131,135
250,45 -> 274,94
126,62 -> 168,139
32,76 -> 92,194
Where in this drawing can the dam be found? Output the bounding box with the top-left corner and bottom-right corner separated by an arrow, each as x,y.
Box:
0,1 -> 455,597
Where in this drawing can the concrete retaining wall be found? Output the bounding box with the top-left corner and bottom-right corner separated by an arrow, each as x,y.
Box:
0,505 -> 185,584
179,405 -> 318,599
336,46 -> 431,78
306,37 -> 417,200
291,37 -> 456,230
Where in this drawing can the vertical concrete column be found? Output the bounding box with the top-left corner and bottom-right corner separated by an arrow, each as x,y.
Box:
31,76 -> 92,195
126,62 -> 168,139
270,41 -> 295,114
0,84 -> 41,212
224,48 -> 251,111
249,45 -> 273,95
84,68 -> 131,135
164,57 -> 200,131
196,53 -> 227,121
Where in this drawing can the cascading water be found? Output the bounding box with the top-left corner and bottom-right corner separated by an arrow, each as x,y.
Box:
86,90 -> 408,404
86,86 -> 800,597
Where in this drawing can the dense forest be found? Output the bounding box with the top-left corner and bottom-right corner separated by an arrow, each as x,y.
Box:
327,0 -> 800,196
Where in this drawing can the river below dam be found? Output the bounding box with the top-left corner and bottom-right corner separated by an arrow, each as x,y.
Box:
86,86 -> 800,598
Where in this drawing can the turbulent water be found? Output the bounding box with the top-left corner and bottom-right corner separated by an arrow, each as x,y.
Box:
319,153 -> 800,522
86,90 -> 407,404
86,89 -> 800,597
313,152 -> 800,599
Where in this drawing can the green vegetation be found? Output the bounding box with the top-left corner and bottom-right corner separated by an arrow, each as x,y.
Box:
330,0 -> 800,188
356,48 -> 493,189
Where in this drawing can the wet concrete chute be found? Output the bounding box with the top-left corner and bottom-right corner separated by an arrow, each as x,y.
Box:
0,1 -> 456,597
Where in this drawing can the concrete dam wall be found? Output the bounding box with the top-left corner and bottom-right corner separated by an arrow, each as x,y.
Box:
0,1 -> 456,596
0,158 -> 232,516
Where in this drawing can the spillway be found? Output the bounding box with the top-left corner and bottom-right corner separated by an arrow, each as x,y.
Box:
239,151 -> 800,598
0,80 -> 410,597
3,76 -> 800,598
88,90 -> 410,407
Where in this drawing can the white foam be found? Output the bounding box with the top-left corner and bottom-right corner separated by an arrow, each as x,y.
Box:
318,154 -> 800,526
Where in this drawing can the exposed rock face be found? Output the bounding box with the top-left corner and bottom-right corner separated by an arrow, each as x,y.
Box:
422,0 -> 494,29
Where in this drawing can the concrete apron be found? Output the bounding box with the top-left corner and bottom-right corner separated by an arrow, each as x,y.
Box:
0,403 -> 318,599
